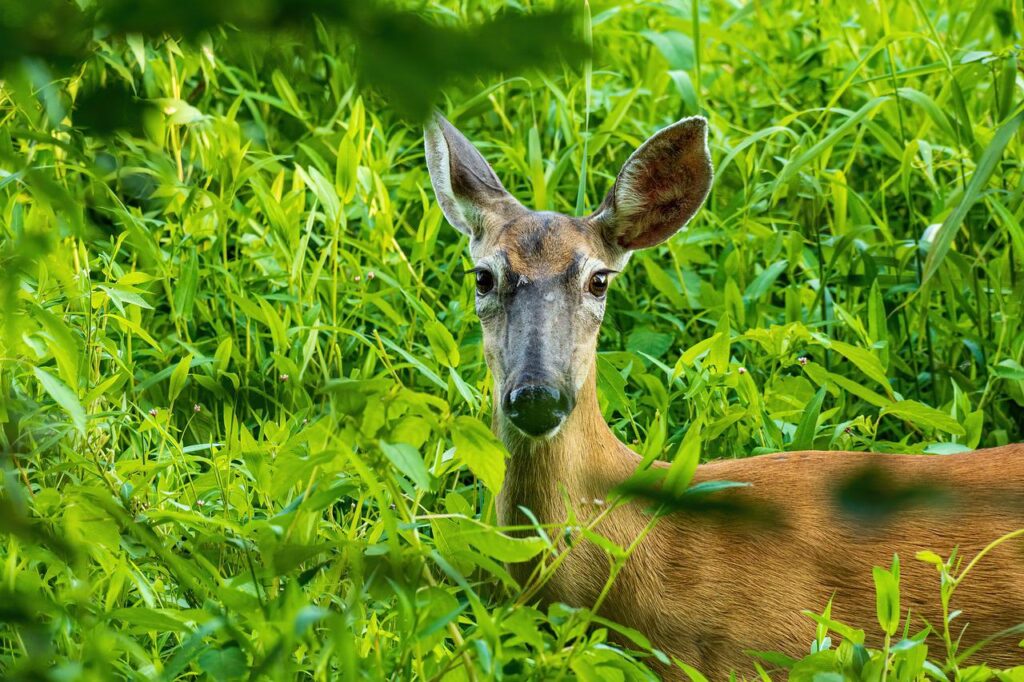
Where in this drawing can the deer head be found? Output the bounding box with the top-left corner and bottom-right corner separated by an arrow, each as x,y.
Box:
424,114 -> 713,439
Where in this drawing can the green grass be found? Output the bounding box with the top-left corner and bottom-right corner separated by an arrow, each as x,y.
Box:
1,0 -> 1023,679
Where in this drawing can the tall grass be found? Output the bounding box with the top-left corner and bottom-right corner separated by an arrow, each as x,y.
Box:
1,0 -> 1022,679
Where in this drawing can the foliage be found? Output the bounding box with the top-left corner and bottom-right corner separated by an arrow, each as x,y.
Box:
0,0 -> 583,119
1,0 -> 1023,679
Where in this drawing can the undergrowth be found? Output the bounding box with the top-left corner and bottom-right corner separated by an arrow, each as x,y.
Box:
1,0 -> 1023,679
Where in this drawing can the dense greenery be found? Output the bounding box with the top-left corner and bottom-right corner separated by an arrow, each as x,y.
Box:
1,0 -> 1023,679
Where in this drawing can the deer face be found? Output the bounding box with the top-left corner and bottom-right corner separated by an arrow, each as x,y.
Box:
425,115 -> 713,439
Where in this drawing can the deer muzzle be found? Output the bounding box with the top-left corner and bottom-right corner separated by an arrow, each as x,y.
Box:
502,384 -> 571,437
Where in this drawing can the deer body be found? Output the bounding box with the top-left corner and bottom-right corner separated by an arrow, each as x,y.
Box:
424,114 -> 1024,678
500,364 -> 1024,678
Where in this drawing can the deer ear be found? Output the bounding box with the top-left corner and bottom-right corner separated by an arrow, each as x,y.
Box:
591,116 -> 713,250
424,114 -> 521,239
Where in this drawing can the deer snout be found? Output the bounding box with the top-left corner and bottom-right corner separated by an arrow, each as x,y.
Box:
503,384 -> 570,437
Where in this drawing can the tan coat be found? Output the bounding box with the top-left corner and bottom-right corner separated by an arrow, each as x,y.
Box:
499,365 -> 1024,679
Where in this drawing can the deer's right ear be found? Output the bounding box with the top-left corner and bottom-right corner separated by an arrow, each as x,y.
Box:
424,114 -> 519,239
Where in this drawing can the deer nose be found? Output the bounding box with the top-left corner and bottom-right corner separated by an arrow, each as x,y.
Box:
504,384 -> 569,437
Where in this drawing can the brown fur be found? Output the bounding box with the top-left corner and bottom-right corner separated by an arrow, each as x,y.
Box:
499,364 -> 1024,679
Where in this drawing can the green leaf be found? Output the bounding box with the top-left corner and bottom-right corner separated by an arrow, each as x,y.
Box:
803,362 -> 892,409
271,68 -> 306,120
880,400 -> 965,436
674,661 -> 710,682
256,298 -> 289,354
451,417 -> 506,493
641,258 -> 686,309
168,354 -> 193,404
156,98 -> 205,125
873,559 -> 901,636
379,440 -> 433,491
97,284 -> 153,312
710,313 -> 731,373
664,417 -> 702,493
791,386 -> 826,451
424,319 -> 460,367
579,527 -> 627,560
461,522 -> 545,562
642,30 -> 695,70
198,647 -> 246,682
992,359 -> 1024,381
126,34 -> 146,72
298,165 -> 341,226
744,260 -> 788,302
172,250 -> 199,321
33,367 -> 86,436
596,355 -> 630,415
34,307 -> 80,388
802,611 -> 866,645
626,328 -> 673,358
825,339 -> 892,393
680,333 -> 720,366
107,607 -> 191,633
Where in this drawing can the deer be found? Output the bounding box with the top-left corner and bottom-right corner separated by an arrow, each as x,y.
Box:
423,113 -> 1024,679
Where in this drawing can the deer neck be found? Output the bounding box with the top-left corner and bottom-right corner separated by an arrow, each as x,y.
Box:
494,362 -> 633,528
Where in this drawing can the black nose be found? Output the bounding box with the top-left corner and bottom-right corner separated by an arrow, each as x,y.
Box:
503,385 -> 570,436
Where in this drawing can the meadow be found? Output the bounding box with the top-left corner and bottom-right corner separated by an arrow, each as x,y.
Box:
1,0 -> 1023,679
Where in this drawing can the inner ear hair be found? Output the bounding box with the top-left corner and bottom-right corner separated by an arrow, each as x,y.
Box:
590,116 -> 714,251
423,113 -> 524,239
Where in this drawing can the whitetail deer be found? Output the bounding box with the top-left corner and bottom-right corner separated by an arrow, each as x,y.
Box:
424,114 -> 1024,679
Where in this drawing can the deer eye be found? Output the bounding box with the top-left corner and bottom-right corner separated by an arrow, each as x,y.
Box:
588,272 -> 609,298
475,269 -> 495,295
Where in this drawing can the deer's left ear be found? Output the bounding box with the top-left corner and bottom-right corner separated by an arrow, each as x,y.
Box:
591,116 -> 713,250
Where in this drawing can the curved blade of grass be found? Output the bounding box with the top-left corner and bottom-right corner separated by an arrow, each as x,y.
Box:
574,0 -> 592,216
791,386 -> 826,451
921,109 -> 1023,285
772,97 -> 891,201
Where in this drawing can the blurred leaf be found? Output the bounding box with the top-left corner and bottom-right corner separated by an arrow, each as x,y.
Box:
835,466 -> 951,523
156,98 -> 205,125
0,0 -> 92,69
107,607 -> 192,633
641,30 -> 694,70
32,367 -> 86,436
355,7 -> 586,119
74,82 -> 154,136
198,647 -> 246,681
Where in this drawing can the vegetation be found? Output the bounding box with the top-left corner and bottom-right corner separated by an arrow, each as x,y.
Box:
1,0 -> 1022,679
